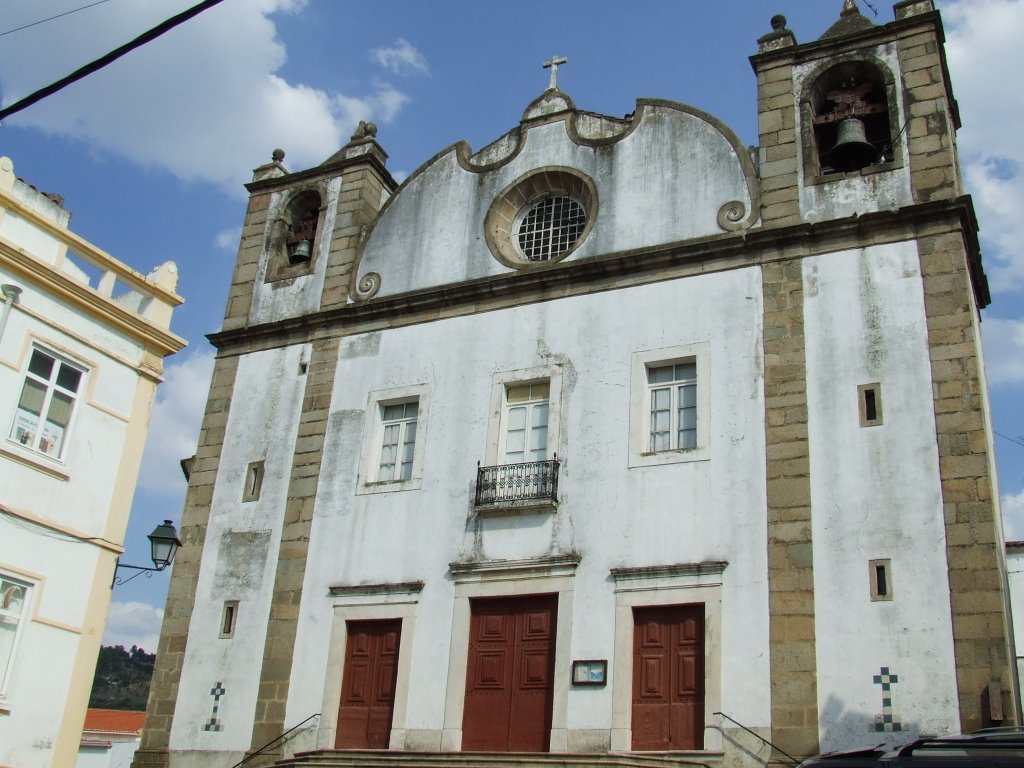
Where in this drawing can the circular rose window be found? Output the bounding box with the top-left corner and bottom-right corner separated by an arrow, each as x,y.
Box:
516,196 -> 587,262
485,168 -> 597,269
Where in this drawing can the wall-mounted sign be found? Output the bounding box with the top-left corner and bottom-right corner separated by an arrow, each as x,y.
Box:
571,659 -> 607,686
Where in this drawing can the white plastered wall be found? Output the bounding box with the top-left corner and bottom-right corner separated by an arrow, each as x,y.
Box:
170,344 -> 309,755
803,242 -> 960,750
283,266 -> 771,758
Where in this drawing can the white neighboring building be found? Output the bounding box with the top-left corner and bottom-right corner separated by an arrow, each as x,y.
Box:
0,155 -> 185,767
137,3 -> 1015,768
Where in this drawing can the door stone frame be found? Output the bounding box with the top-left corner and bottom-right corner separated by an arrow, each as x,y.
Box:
444,556 -> 578,752
610,562 -> 726,753
318,581 -> 423,750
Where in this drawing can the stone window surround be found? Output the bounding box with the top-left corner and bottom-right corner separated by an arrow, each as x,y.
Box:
483,364 -> 564,468
628,343 -> 711,469
316,581 -> 424,751
609,562 -> 727,753
484,167 -> 598,270
355,383 -> 430,495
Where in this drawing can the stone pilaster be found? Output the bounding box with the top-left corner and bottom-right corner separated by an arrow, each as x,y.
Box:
222,191 -> 274,331
249,337 -> 341,755
320,166 -> 389,312
762,259 -> 819,762
132,355 -> 241,768
918,231 -> 1014,728
895,10 -> 962,203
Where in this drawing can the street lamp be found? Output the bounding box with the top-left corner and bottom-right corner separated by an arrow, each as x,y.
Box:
112,520 -> 182,586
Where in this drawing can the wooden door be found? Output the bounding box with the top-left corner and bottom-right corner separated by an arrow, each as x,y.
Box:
336,619 -> 402,749
462,595 -> 558,752
631,604 -> 704,750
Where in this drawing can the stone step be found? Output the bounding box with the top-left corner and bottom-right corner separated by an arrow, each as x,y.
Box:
274,750 -> 720,768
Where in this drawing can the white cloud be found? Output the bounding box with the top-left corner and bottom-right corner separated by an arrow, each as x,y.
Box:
137,348 -> 216,496
103,600 -> 164,653
214,226 -> 241,251
944,0 -> 1024,292
981,316 -> 1024,386
371,39 -> 429,75
1004,489 -> 1024,542
0,1 -> 410,194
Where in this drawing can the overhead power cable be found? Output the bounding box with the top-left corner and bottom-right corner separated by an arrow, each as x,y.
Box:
0,0 -> 228,123
996,431 -> 1024,450
0,0 -> 114,37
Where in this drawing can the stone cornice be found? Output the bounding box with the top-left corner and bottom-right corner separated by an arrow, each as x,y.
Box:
209,197 -> 987,357
245,150 -> 396,195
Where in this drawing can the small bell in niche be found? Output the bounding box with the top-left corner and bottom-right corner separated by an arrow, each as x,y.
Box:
286,210 -> 317,264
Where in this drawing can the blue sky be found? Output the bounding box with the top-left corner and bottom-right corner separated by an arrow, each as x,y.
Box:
2,0 -> 1022,652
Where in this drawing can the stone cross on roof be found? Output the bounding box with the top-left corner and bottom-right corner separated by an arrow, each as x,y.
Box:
542,56 -> 568,91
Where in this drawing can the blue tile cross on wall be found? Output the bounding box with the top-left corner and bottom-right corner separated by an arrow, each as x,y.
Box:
203,681 -> 227,733
871,666 -> 903,732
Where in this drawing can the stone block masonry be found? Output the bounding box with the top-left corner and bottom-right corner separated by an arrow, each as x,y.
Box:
133,355 -> 241,768
918,231 -> 1014,729
761,259 -> 819,763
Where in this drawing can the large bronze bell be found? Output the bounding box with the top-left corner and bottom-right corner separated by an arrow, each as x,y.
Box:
289,239 -> 313,263
830,117 -> 878,172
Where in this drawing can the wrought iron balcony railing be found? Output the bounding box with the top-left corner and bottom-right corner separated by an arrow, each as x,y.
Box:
475,457 -> 560,509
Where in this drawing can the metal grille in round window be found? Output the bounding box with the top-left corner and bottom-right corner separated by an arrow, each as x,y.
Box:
516,196 -> 587,262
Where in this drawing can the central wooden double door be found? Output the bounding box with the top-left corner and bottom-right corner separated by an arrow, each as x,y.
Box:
631,604 -> 705,751
462,594 -> 558,752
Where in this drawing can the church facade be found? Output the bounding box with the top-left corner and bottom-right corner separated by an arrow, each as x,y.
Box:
134,3 -> 1016,767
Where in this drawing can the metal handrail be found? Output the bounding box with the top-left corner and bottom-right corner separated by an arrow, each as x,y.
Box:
475,457 -> 559,506
713,711 -> 800,765
232,713 -> 320,768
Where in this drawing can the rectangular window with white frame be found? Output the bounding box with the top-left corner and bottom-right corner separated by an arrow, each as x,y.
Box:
647,363 -> 697,452
502,382 -> 549,463
8,347 -> 85,460
356,384 -> 429,495
378,401 -> 418,481
0,574 -> 32,697
629,344 -> 710,468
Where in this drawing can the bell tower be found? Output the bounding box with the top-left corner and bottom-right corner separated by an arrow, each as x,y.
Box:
752,0 -> 964,228
751,2 -> 1014,760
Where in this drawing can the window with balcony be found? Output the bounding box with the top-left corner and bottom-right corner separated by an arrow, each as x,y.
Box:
8,347 -> 84,460
476,369 -> 563,511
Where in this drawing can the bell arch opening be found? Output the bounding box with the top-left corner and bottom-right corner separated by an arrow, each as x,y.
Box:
806,61 -> 893,176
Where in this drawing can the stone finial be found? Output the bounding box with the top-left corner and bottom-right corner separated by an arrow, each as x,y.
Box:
758,13 -> 797,51
350,121 -> 378,142
252,148 -> 289,182
820,0 -> 876,39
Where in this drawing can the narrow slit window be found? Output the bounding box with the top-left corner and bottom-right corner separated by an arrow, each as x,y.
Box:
220,600 -> 239,638
242,460 -> 265,502
858,383 -> 883,427
870,559 -> 893,601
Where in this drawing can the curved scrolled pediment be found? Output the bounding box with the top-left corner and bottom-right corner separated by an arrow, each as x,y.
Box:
351,99 -> 759,301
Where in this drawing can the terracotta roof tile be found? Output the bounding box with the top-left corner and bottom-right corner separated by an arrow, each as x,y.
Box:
82,709 -> 146,734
